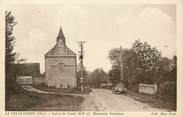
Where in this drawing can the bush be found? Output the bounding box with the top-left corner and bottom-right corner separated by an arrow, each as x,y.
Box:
157,81 -> 176,105
128,84 -> 139,93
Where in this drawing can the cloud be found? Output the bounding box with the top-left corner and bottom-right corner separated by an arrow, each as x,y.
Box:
115,7 -> 176,58
12,5 -> 176,73
55,6 -> 88,41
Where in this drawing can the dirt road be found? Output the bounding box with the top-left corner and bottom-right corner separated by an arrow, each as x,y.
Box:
80,89 -> 170,111
22,86 -> 171,111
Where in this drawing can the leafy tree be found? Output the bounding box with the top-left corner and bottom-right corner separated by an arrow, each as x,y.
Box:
156,56 -> 176,83
88,68 -> 107,88
158,57 -> 172,80
167,55 -> 177,82
5,11 -> 17,65
108,39 -> 162,85
108,48 -> 121,70
108,68 -> 120,85
132,39 -> 161,83
108,48 -> 137,85
5,11 -> 17,98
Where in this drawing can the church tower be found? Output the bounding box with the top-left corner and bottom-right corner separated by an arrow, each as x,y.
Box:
45,26 -> 77,88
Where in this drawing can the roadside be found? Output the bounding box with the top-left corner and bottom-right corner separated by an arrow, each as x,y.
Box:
124,90 -> 176,111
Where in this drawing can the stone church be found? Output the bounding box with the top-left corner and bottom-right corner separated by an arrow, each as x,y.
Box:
45,27 -> 77,88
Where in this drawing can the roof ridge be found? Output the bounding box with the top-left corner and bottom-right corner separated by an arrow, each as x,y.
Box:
45,40 -> 76,57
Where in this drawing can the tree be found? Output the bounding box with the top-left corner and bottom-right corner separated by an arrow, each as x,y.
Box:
108,48 -> 121,70
88,68 -> 107,88
156,56 -> 177,83
108,39 -> 162,85
108,48 -> 136,85
5,11 -> 17,98
167,55 -> 177,82
132,39 -> 161,83
159,57 -> 172,77
5,11 -> 17,65
108,68 -> 120,85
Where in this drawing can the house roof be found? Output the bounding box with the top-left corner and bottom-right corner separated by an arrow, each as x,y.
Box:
45,40 -> 76,57
45,27 -> 76,57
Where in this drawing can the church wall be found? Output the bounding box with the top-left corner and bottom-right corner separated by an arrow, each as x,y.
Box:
45,56 -> 77,88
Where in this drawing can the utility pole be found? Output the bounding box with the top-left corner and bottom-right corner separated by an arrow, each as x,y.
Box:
120,46 -> 124,81
77,41 -> 86,91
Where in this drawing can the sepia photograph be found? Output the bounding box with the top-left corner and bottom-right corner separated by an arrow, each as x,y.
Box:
1,0 -> 182,115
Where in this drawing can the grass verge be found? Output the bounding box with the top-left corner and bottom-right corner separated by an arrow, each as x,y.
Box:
6,91 -> 84,111
125,90 -> 176,111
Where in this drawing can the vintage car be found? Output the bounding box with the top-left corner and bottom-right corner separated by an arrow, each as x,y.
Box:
112,82 -> 126,94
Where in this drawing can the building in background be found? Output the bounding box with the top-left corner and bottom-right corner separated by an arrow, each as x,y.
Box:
45,27 -> 77,88
14,63 -> 40,76
11,63 -> 40,85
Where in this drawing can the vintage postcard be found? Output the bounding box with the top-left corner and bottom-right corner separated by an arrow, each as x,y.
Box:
0,0 -> 183,117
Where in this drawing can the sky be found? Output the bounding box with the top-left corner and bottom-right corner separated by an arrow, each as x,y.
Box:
8,4 -> 176,73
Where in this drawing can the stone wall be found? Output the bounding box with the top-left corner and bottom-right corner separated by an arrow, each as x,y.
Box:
45,56 -> 77,88
139,83 -> 157,95
16,76 -> 33,85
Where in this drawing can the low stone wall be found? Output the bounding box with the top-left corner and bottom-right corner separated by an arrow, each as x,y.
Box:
139,83 -> 157,95
16,76 -> 33,85
16,75 -> 46,85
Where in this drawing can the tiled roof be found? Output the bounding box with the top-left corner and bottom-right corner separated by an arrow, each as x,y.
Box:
45,40 -> 76,57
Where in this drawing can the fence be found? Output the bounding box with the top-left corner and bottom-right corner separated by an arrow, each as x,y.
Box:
139,83 -> 157,95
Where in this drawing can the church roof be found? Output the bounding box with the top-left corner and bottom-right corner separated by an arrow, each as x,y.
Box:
45,27 -> 76,57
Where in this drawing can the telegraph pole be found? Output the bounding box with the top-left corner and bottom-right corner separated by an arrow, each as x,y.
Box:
120,46 -> 124,81
77,41 -> 86,91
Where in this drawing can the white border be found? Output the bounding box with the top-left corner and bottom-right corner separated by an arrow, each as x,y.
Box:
0,0 -> 182,117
